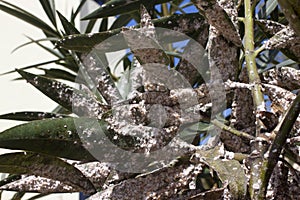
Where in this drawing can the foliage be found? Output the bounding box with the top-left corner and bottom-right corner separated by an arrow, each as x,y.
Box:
0,0 -> 299,199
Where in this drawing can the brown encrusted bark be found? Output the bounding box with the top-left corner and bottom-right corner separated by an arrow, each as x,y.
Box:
261,67 -> 300,91
263,84 -> 300,136
89,163 -> 207,200
267,162 -> 292,200
203,0 -> 251,153
263,26 -> 300,62
223,68 -> 256,153
192,0 -> 242,47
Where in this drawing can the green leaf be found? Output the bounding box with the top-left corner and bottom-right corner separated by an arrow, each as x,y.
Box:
99,17 -> 108,32
266,0 -> 278,16
84,19 -> 98,33
25,35 -> 64,58
11,37 -> 59,54
26,194 -> 50,200
42,68 -> 77,82
0,174 -> 21,187
57,29 -> 121,52
11,191 -> 25,200
71,0 -> 87,23
0,152 -> 96,194
57,10 -> 80,35
82,0 -> 172,20
0,117 -> 95,161
58,13 -> 204,52
110,13 -> 133,30
0,59 -> 62,76
199,147 -> 247,199
0,0 -> 59,37
39,0 -> 57,28
0,111 -> 69,121
17,69 -> 108,117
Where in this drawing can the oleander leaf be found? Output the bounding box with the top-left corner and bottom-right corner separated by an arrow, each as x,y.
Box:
82,0 -> 171,20
58,13 -> 205,52
0,117 -> 95,161
17,69 -> 108,117
39,0 -> 57,28
0,111 -> 69,121
42,68 -> 77,82
199,147 -> 247,199
0,0 -> 59,37
57,10 -> 80,35
0,152 -> 96,194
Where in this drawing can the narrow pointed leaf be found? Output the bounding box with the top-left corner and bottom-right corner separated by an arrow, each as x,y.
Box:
99,17 -> 108,32
57,11 -> 80,35
0,59 -> 62,76
82,0 -> 171,20
0,152 -> 96,194
0,117 -> 95,161
85,19 -> 98,33
1,175 -> 77,193
39,0 -> 57,28
0,174 -> 21,187
42,68 -> 77,82
71,0 -> 87,23
57,29 -> 121,52
17,69 -> 109,117
58,13 -> 205,52
199,147 -> 247,199
0,1 -> 59,37
0,111 -> 68,121
25,36 -> 64,58
11,37 -> 59,54
109,13 -> 133,30
266,0 -> 278,16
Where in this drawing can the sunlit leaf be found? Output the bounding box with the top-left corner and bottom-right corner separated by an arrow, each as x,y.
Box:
266,0 -> 278,17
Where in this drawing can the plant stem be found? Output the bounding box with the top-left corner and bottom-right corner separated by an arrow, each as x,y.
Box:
244,0 -> 267,199
261,92 -> 300,198
211,119 -> 255,140
244,0 -> 265,119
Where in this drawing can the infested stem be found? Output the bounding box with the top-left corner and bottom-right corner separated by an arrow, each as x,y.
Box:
211,119 -> 255,141
261,92 -> 300,198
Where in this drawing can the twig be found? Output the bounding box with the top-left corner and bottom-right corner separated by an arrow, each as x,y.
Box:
211,119 -> 255,141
